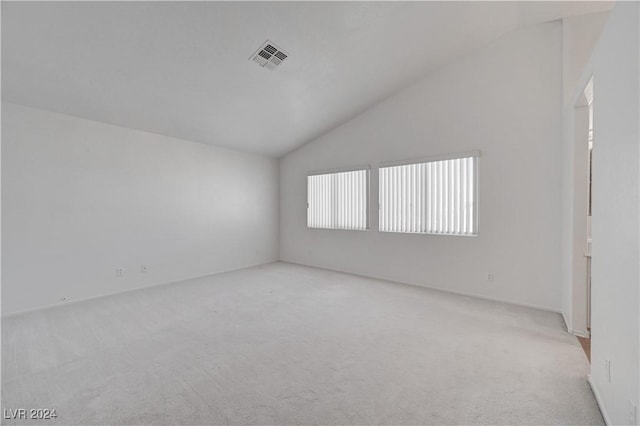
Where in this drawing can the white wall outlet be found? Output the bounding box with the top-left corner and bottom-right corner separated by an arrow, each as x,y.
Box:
487,273 -> 495,282
115,268 -> 124,278
629,400 -> 637,426
140,264 -> 148,273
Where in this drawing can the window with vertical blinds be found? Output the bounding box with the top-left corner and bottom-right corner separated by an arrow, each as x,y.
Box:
379,154 -> 478,235
307,168 -> 369,230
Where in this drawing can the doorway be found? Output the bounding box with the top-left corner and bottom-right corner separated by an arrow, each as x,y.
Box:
572,77 -> 593,361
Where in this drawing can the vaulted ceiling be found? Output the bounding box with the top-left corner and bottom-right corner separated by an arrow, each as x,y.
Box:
2,1 -> 613,157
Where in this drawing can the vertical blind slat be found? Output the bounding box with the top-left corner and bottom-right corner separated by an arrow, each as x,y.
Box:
307,169 -> 368,230
468,158 -> 473,234
379,155 -> 477,235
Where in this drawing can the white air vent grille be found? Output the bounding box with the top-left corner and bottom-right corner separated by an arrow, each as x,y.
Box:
251,41 -> 288,70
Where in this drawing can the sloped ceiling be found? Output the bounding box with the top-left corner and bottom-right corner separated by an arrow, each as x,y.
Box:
1,1 -> 613,157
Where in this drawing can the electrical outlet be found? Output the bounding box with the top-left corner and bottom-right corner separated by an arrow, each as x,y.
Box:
140,265 -> 148,273
115,268 -> 124,278
487,273 -> 495,282
629,400 -> 637,426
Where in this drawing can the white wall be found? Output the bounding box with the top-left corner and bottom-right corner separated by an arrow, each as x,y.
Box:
586,3 -> 639,424
280,22 -> 563,311
559,12 -> 610,336
559,12 -> 610,335
2,102 -> 280,315
561,12 -> 609,108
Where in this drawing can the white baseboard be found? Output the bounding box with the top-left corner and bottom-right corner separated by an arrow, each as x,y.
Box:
588,375 -> 611,426
2,260 -> 279,318
571,329 -> 591,338
561,312 -> 570,332
280,260 -> 562,314
560,312 -> 591,337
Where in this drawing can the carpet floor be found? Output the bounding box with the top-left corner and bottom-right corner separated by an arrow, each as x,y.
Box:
2,262 -> 602,425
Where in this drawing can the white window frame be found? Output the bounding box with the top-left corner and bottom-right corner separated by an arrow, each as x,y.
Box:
378,151 -> 479,236
307,166 -> 370,231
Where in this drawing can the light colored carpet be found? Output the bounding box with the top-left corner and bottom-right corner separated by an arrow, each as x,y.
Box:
2,262 -> 602,425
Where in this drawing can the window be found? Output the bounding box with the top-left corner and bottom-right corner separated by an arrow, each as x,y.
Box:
307,168 -> 369,230
379,153 -> 478,235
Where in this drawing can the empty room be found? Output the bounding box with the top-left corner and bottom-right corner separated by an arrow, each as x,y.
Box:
1,1 -> 638,425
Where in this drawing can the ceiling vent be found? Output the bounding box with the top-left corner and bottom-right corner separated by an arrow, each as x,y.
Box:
250,41 -> 288,70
